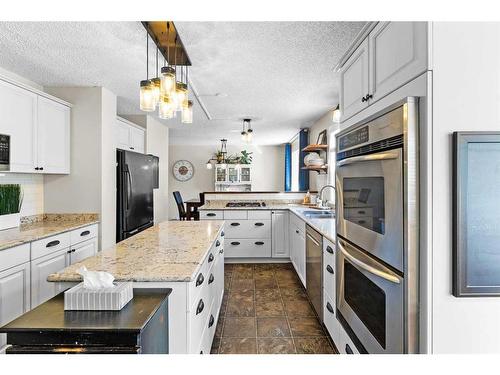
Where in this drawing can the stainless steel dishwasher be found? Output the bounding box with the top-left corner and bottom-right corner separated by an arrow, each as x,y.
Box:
306,225 -> 323,322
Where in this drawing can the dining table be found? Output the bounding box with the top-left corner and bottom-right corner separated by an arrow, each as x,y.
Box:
185,198 -> 202,220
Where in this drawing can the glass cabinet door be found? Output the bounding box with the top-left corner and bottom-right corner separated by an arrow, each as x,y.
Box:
228,166 -> 238,183
215,166 -> 227,182
240,167 -> 251,182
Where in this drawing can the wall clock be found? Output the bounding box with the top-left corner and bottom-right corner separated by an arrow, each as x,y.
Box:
172,160 -> 194,182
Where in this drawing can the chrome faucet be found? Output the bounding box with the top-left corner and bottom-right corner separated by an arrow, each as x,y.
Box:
318,184 -> 336,209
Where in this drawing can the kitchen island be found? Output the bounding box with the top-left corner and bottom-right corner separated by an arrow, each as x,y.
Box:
47,220 -> 225,354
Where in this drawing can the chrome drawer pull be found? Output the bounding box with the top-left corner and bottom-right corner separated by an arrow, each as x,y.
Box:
326,246 -> 334,254
208,314 -> 215,328
196,273 -> 204,287
221,231 -> 225,237
208,273 -> 215,284
216,240 -> 221,247
208,253 -> 215,263
326,302 -> 334,314
326,265 -> 334,274
196,299 -> 205,315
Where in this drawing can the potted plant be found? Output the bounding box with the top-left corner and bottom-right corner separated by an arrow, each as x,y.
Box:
0,184 -> 23,230
239,150 -> 253,164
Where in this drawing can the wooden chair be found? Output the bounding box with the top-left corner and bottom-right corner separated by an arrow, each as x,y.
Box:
173,191 -> 187,220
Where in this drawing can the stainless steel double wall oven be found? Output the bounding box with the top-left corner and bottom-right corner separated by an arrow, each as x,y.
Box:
335,98 -> 419,354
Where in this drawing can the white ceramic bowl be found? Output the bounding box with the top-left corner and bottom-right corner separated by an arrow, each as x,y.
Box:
304,153 -> 320,165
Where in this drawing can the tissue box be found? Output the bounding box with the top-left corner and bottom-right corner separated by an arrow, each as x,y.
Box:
64,282 -> 133,311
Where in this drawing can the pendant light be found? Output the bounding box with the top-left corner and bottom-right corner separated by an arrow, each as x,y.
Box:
140,31 -> 155,112
160,22 -> 176,99
332,104 -> 341,123
151,46 -> 161,107
159,95 -> 175,119
182,100 -> 193,123
241,119 -> 253,143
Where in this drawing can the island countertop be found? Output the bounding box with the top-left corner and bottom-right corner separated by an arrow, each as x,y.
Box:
47,220 -> 224,283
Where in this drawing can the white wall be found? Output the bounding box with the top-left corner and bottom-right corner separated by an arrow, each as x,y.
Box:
168,144 -> 284,219
145,116 -> 169,223
43,87 -> 117,250
431,22 -> 500,353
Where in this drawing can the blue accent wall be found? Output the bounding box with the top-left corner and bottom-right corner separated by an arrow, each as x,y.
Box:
284,143 -> 291,191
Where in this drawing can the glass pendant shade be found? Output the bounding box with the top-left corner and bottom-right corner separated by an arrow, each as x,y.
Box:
332,105 -> 341,123
241,131 -> 248,143
246,129 -> 253,143
181,100 -> 193,123
175,82 -> 188,110
140,80 -> 156,112
160,66 -> 176,98
151,77 -> 161,106
159,96 -> 175,119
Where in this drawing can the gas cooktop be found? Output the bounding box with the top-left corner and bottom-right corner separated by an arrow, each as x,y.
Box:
226,201 -> 266,208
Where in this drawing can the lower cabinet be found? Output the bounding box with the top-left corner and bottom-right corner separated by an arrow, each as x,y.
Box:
69,238 -> 98,265
271,210 -> 289,258
31,248 -> 69,308
289,218 -> 306,287
0,262 -> 30,352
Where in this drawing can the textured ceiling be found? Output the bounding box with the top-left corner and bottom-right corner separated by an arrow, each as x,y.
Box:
0,21 -> 364,145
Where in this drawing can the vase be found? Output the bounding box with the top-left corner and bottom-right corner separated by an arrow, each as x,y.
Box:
0,212 -> 20,231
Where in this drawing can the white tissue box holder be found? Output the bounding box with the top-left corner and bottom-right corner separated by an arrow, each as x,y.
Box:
64,282 -> 133,311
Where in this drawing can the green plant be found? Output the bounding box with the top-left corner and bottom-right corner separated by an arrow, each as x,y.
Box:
0,184 -> 23,215
239,150 -> 253,164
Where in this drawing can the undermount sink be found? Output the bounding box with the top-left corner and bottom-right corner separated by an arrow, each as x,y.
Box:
302,210 -> 335,219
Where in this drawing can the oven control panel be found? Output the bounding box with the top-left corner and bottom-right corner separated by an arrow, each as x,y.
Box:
338,126 -> 369,151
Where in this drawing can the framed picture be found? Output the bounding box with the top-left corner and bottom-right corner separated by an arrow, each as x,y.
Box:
316,129 -> 327,145
453,131 -> 500,297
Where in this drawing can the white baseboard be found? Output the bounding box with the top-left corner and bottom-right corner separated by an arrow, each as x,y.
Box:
224,258 -> 291,264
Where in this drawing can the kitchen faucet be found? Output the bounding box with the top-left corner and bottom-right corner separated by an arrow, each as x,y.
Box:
318,184 -> 336,209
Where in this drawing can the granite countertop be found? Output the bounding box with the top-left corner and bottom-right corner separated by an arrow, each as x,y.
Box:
199,200 -> 336,243
0,214 -> 99,251
48,220 -> 224,283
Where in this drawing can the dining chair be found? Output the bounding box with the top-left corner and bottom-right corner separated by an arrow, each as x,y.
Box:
173,191 -> 187,220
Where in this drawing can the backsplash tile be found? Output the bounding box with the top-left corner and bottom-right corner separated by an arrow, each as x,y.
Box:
0,173 -> 44,217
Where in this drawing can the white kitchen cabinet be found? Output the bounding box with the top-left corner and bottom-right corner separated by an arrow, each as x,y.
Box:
369,22 -> 428,102
271,210 -> 289,258
340,38 -> 369,121
37,96 -> 71,174
116,118 -> 145,154
0,79 -> 37,173
30,248 -> 69,308
289,217 -> 306,287
69,237 -> 97,265
0,262 -> 30,351
0,78 -> 71,174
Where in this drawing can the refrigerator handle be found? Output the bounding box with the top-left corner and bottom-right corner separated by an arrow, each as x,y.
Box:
124,164 -> 132,210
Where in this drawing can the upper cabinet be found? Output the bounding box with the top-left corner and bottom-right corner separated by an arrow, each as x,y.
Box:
339,22 -> 429,122
0,78 -> 71,174
37,96 -> 71,174
116,118 -> 145,154
340,39 -> 370,120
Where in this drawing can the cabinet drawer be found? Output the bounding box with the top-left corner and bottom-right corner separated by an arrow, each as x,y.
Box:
290,212 -> 305,234
225,239 -> 271,258
200,211 -> 223,220
323,292 -> 340,346
189,278 -> 213,353
223,210 -> 247,220
0,244 -> 30,272
31,232 -> 70,260
198,298 -> 217,354
224,220 -> 271,239
70,224 -> 98,245
248,210 -> 271,220
323,261 -> 335,301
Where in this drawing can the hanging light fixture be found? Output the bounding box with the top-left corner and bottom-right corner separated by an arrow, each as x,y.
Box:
159,95 -> 175,119
241,119 -> 253,143
160,22 -> 176,100
245,119 -> 253,143
332,104 -> 341,123
151,46 -> 161,107
182,100 -> 193,123
140,30 -> 155,112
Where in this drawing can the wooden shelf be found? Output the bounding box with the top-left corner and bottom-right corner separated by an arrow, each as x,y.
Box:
302,144 -> 328,152
301,165 -> 328,173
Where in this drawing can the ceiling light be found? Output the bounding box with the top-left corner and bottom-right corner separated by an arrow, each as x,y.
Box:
332,104 -> 341,123
241,119 -> 253,144
159,95 -> 175,119
182,100 -> 193,124
139,31 -> 155,112
160,22 -> 176,100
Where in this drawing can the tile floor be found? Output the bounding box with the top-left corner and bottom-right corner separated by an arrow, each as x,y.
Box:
211,263 -> 337,354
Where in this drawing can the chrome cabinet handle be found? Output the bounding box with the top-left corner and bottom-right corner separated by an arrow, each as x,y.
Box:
326,265 -> 334,274
336,151 -> 399,167
196,299 -> 204,315
326,302 -> 334,314
338,241 -> 400,284
196,273 -> 204,287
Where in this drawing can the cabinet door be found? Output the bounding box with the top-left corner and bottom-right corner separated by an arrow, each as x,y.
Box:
272,211 -> 289,258
129,126 -> 145,153
369,22 -> 428,102
37,96 -> 71,174
70,238 -> 97,265
297,230 -> 306,287
116,120 -> 131,150
0,262 -> 30,350
0,80 -> 37,172
340,38 -> 369,121
31,249 -> 69,308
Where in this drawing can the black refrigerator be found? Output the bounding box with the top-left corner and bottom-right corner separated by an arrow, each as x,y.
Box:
116,149 -> 159,242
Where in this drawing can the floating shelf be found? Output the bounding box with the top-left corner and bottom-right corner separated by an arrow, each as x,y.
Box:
301,165 -> 328,173
302,144 -> 328,152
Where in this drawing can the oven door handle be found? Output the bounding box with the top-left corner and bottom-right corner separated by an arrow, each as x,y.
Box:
338,241 -> 401,284
336,151 -> 399,167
